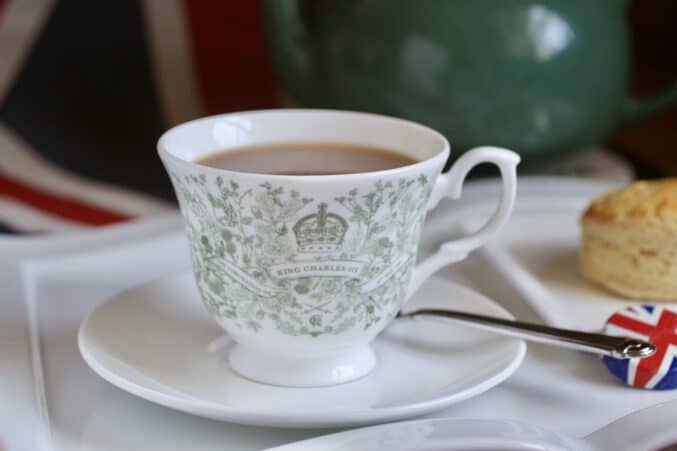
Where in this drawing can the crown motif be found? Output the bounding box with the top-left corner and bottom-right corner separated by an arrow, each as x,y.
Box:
293,203 -> 348,253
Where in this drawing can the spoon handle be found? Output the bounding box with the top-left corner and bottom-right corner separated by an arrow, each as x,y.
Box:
404,308 -> 655,359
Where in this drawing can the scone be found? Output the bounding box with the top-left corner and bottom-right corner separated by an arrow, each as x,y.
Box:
580,178 -> 677,301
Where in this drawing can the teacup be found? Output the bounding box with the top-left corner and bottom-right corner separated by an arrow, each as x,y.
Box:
158,110 -> 519,387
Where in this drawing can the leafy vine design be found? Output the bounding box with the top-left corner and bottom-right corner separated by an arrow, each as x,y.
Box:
170,170 -> 432,337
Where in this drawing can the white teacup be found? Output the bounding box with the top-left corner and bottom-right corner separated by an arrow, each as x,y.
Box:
159,110 -> 519,387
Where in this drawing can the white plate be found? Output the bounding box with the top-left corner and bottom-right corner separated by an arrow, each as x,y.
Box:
460,192 -> 677,331
270,418 -> 580,451
268,400 -> 677,451
78,272 -> 525,428
418,177 -> 637,330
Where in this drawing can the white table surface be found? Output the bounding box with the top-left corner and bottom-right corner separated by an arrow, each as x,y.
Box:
3,177 -> 677,451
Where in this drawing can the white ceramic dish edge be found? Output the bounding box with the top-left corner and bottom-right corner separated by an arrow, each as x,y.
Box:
77,278 -> 526,428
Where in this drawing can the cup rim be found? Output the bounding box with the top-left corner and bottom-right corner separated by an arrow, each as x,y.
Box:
157,109 -> 450,181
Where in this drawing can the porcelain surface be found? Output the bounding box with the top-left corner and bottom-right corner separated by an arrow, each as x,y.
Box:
268,401 -> 677,451
78,274 -> 526,428
158,109 -> 519,386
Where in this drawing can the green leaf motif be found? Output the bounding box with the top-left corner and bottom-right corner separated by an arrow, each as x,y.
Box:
171,170 -> 433,337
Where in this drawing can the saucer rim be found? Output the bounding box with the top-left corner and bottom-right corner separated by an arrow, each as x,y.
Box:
78,274 -> 526,428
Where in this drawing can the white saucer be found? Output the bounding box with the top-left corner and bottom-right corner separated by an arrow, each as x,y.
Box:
78,272 -> 525,428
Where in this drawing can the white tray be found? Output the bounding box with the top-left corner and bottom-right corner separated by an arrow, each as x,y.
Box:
4,177 -> 677,451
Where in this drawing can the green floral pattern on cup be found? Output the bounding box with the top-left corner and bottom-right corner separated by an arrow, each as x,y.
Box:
170,172 -> 432,337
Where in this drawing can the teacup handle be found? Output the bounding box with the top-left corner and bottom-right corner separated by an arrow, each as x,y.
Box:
406,147 -> 520,299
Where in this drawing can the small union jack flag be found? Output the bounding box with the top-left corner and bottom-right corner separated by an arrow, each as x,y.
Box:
603,305 -> 677,390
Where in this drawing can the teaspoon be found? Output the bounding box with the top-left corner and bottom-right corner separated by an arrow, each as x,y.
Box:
399,308 -> 655,359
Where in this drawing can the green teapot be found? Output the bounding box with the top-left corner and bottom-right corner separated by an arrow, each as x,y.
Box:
261,0 -> 677,163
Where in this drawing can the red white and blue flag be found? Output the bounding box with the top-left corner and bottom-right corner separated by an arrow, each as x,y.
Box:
0,0 -> 278,234
603,305 -> 677,390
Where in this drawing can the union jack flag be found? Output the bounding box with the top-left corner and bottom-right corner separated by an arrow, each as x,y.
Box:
0,0 -> 277,234
603,305 -> 677,390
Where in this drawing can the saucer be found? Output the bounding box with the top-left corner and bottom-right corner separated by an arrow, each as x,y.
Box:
78,272 -> 525,428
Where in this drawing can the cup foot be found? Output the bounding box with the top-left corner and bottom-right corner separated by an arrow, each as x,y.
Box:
228,344 -> 376,387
